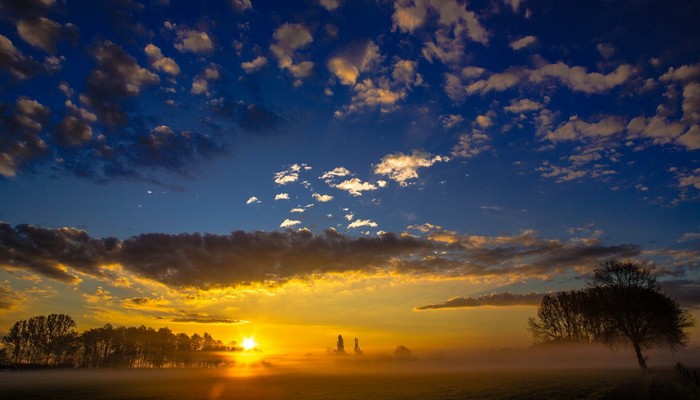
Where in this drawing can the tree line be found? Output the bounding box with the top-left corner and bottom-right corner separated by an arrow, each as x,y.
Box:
528,260 -> 694,369
1,316 -> 242,369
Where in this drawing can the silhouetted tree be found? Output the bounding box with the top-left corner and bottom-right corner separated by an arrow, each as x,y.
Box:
586,260 -> 694,369
528,290 -> 603,344
529,260 -> 694,369
354,337 -> 363,355
336,334 -> 345,354
394,345 -> 411,356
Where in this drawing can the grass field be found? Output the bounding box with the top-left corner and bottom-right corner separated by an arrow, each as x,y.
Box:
3,367 -> 700,400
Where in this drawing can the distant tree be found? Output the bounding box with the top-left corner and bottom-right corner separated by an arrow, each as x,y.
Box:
336,334 -> 345,354
354,337 -> 363,355
529,260 -> 694,369
394,345 -> 411,356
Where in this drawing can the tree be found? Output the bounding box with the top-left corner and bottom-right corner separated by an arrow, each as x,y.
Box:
586,260 -> 694,369
529,260 -> 694,369
528,290 -> 602,344
336,334 -> 345,354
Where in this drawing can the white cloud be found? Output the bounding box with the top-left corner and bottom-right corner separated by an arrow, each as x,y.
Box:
291,207 -> 305,213
280,219 -> 302,228
348,219 -> 378,229
274,164 -> 304,185
313,193 -> 334,202
175,29 -> 213,53
509,35 -> 537,50
321,167 -> 352,180
246,196 -> 260,205
275,193 -> 290,200
270,23 -> 314,79
660,64 -> 700,83
374,150 -> 449,186
241,56 -> 267,73
333,178 -> 378,196
345,213 -> 354,221
392,0 -> 488,44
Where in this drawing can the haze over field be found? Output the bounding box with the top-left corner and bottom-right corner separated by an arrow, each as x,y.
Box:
1,0 -> 700,361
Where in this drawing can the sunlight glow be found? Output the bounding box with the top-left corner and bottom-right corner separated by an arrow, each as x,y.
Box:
242,337 -> 257,350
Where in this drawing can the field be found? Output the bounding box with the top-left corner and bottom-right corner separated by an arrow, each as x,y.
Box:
3,367 -> 700,400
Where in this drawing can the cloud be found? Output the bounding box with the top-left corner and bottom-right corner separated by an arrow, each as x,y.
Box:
544,116 -> 626,142
280,219 -> 302,228
347,219 -> 378,229
270,23 -> 314,79
327,40 -> 380,85
245,196 -> 260,205
414,291 -> 544,310
660,280 -> 700,309
191,64 -> 220,96
451,131 -> 491,158
319,0 -> 340,11
169,313 -> 246,324
312,193 -> 334,202
466,70 -> 523,95
440,114 -> 464,129
392,0 -> 489,45
509,35 -> 537,50
231,0 -> 252,12
0,280 -> 52,313
626,115 -> 687,146
341,78 -> 407,115
529,62 -> 634,93
504,99 -> 542,113
145,44 -> 180,76
0,97 -> 50,176
0,223 -> 117,284
321,167 -> 352,180
374,150 -> 449,186
241,56 -> 267,73
275,193 -> 290,200
333,178 -> 379,196
174,29 -> 214,53
0,34 -> 41,79
82,41 -> 159,125
475,115 -> 492,128
274,164 -> 304,185
0,223 -> 647,290
16,17 -> 78,53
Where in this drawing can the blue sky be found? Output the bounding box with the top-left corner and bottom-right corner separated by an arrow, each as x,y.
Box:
1,0 -> 699,351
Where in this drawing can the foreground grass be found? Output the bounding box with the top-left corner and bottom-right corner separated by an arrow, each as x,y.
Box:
2,367 -> 699,400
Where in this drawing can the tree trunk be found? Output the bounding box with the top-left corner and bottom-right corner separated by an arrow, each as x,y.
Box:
633,342 -> 647,370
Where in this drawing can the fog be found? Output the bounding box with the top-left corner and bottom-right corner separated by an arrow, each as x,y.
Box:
4,345 -> 699,400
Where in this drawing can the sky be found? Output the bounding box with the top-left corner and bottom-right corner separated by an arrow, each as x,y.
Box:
1,0 -> 700,355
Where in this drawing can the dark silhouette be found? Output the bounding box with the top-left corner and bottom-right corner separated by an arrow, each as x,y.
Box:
529,260 -> 694,369
354,337 -> 363,355
394,345 -> 411,356
1,314 -> 239,369
336,334 -> 345,354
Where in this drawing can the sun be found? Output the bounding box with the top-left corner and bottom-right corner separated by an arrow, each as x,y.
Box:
242,337 -> 257,350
